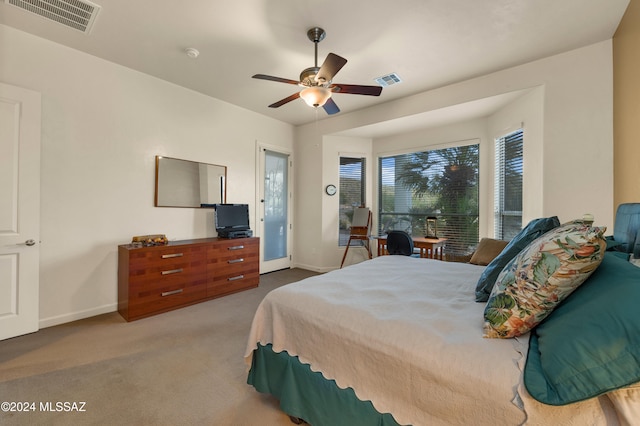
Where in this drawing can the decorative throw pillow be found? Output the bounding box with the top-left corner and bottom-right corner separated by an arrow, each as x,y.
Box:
483,222 -> 606,338
469,238 -> 509,266
474,216 -> 560,302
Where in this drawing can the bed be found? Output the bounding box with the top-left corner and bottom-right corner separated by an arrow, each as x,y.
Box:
244,242 -> 640,425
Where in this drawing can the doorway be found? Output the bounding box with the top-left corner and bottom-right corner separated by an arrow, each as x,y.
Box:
258,146 -> 292,273
0,82 -> 41,340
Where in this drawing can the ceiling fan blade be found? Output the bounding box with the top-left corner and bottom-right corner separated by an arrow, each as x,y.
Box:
322,97 -> 340,115
331,84 -> 382,96
268,92 -> 301,108
315,53 -> 347,84
253,74 -> 300,85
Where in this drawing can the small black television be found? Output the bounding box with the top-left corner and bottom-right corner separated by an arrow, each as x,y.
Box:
213,204 -> 250,231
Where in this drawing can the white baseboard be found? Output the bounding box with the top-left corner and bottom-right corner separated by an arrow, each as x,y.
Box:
39,303 -> 118,329
291,262 -> 336,274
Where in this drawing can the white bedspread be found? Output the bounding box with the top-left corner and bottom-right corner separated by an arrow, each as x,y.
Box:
244,256 -> 626,425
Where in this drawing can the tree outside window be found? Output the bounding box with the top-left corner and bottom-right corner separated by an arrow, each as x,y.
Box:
379,144 -> 479,260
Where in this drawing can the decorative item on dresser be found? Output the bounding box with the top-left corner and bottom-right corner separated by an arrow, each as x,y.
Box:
118,237 -> 259,321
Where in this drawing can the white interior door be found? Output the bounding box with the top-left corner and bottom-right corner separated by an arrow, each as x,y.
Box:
257,146 -> 292,273
0,82 -> 41,340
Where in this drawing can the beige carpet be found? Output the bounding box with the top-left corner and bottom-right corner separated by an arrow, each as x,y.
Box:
0,268 -> 320,426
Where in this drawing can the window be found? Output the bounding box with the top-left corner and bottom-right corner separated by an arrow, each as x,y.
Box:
494,129 -> 523,240
378,143 -> 479,259
339,156 -> 366,246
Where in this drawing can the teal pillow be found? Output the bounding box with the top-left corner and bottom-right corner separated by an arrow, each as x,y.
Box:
475,216 -> 560,302
605,235 -> 623,250
608,250 -> 630,261
524,252 -> 640,405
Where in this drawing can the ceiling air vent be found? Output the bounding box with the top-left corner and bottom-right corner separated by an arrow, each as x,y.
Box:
374,73 -> 402,88
5,0 -> 101,34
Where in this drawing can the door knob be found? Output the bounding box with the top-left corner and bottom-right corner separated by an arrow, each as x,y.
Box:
25,239 -> 36,246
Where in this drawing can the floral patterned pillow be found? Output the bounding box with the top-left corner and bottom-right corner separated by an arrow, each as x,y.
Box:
483,222 -> 606,338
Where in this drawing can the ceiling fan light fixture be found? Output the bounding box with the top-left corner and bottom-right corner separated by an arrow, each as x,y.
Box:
300,86 -> 331,107
252,27 -> 382,114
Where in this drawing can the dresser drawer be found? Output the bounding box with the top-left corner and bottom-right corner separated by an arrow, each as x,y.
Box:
207,237 -> 258,257
127,279 -> 207,319
128,258 -> 202,286
207,263 -> 259,297
128,246 -> 204,273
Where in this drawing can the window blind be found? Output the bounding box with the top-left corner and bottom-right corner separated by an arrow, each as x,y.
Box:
494,129 -> 523,240
339,157 -> 366,246
378,144 -> 479,259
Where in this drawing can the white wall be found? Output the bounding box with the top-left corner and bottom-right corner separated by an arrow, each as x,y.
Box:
1,25 -> 294,327
295,41 -> 614,271
323,135 -> 373,268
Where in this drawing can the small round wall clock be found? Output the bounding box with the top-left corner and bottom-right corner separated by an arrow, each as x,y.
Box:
325,184 -> 337,196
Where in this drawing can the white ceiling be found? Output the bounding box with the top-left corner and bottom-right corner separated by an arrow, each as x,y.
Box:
0,0 -> 629,130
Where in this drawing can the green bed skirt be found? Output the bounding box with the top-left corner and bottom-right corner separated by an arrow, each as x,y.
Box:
247,343 -> 403,426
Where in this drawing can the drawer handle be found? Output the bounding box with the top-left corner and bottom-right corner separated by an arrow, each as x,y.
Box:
228,275 -> 244,281
161,288 -> 184,297
161,253 -> 183,259
161,268 -> 183,275
228,245 -> 244,251
228,258 -> 244,264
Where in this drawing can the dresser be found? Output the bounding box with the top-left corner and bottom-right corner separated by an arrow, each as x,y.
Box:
118,237 -> 259,321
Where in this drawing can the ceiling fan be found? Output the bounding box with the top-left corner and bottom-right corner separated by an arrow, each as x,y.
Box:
252,27 -> 383,115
